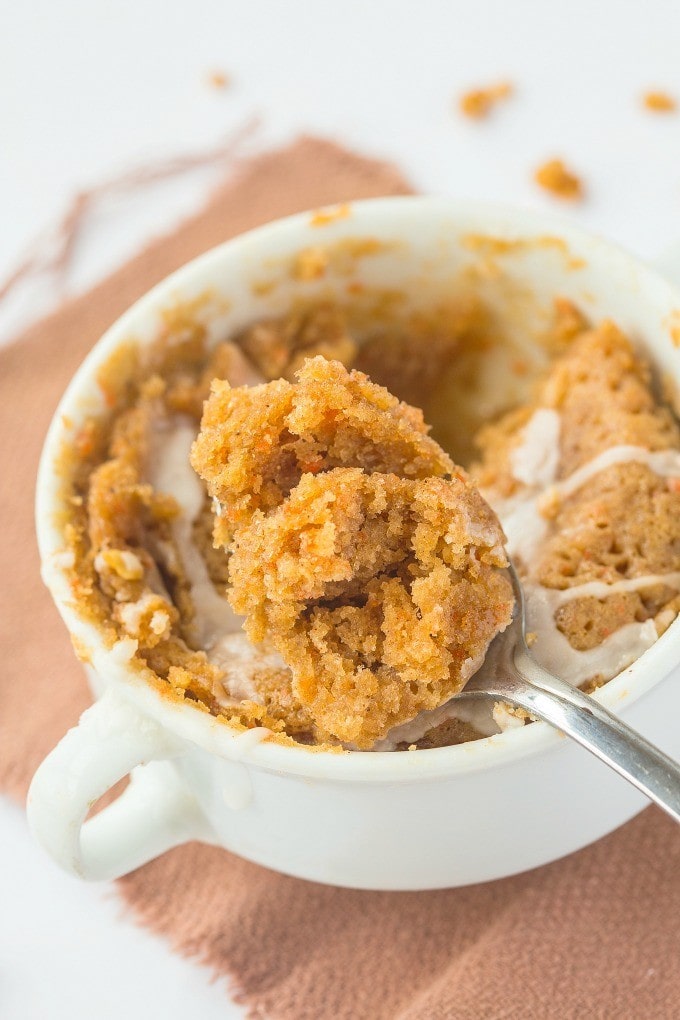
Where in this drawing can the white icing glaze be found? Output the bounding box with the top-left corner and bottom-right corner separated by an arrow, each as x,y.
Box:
117,592 -> 172,639
143,345 -> 269,710
148,418 -> 244,650
209,633 -> 287,704
484,412 -> 680,692
492,702 -> 525,731
53,549 -> 76,570
490,492 -> 549,567
510,408 -> 561,488
150,418 -> 205,521
109,638 -> 138,665
94,548 -> 144,578
481,409 -> 561,566
376,696 -> 500,750
487,420 -> 680,572
524,582 -> 658,686
545,572 -> 680,608
556,444 -> 680,500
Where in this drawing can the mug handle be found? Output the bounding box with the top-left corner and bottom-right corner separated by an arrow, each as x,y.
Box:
27,686 -> 213,881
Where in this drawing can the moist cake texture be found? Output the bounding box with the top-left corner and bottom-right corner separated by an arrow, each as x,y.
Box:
53,296 -> 680,750
191,354 -> 454,546
475,320 -> 680,689
192,358 -> 513,747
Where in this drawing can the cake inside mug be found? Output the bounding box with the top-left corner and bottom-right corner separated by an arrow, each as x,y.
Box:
191,356 -> 513,748
56,296 -> 680,750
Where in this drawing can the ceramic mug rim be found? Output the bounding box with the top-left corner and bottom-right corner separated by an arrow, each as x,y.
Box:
35,195 -> 680,783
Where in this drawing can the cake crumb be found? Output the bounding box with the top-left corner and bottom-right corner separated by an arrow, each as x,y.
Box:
310,204 -> 352,227
458,81 -> 513,119
537,485 -> 560,519
552,297 -> 588,347
94,548 -> 145,581
492,701 -> 527,730
534,159 -> 584,201
206,70 -> 231,90
293,247 -> 328,281
643,90 -> 676,113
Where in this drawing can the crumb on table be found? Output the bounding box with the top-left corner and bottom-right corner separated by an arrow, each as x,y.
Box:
534,159 -> 584,201
206,70 -> 231,90
643,90 -> 676,112
458,81 -> 513,119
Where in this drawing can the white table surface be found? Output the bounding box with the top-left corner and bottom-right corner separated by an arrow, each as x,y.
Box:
3,1 -> 680,1016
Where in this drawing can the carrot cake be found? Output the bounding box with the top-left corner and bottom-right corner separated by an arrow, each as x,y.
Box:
474,320 -> 680,690
191,357 -> 513,747
54,298 -> 680,750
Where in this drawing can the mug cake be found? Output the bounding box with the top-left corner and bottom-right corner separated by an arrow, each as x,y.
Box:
54,296 -> 680,751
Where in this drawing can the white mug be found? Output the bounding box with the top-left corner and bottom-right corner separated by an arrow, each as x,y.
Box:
28,197 -> 680,889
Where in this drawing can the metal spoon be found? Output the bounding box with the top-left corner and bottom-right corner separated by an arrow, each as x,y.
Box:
456,562 -> 680,824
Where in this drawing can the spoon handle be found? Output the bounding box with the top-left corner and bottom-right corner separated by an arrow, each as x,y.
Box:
495,646 -> 680,824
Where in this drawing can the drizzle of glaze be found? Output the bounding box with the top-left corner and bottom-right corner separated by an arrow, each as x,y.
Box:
486,409 -> 680,691
209,632 -> 287,704
149,418 -> 245,649
544,572 -> 680,608
524,583 -> 659,687
556,444 -> 680,500
377,698 -> 500,750
510,408 -> 561,487
141,369 -> 680,748
145,346 -> 269,708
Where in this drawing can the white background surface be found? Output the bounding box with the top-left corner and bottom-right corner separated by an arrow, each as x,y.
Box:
3,1 -> 680,1016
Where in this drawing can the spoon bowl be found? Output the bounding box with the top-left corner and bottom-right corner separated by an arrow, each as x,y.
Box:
457,562 -> 680,824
